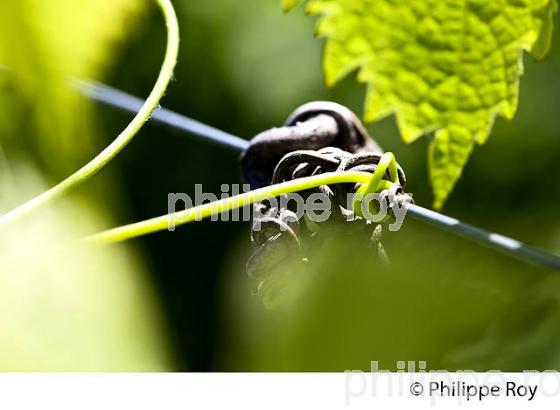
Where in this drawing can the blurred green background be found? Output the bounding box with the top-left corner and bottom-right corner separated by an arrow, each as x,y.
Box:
1,0 -> 560,371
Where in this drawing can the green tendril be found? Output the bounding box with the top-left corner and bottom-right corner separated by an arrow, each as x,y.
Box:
0,0 -> 179,228
85,161 -> 404,245
352,152 -> 399,218
85,171 -> 378,244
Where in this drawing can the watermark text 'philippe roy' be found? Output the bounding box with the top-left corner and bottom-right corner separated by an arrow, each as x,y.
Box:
167,184 -> 410,231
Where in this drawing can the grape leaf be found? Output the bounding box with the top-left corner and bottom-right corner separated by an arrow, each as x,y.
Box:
286,0 -> 557,208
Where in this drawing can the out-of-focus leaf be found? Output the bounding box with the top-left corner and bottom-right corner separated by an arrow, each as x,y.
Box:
444,281 -> 560,370
0,166 -> 173,371
288,0 -> 557,208
222,222 -> 560,371
0,0 -> 144,175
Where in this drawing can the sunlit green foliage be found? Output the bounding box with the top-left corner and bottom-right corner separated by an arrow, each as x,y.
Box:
285,0 -> 557,208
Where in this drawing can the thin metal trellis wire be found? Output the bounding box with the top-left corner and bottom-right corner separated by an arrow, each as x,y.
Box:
72,79 -> 248,152
75,79 -> 560,271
